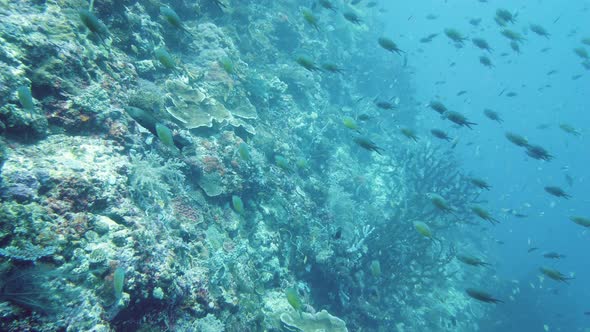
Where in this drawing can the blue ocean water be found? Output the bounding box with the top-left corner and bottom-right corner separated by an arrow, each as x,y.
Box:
383,1 -> 589,331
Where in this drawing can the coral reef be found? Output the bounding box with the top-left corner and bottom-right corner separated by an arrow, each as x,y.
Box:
280,310 -> 348,332
0,0 -> 495,331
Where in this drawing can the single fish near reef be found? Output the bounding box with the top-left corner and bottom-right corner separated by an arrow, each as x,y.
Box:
526,144 -> 553,161
444,28 -> 468,44
154,47 -> 177,70
375,100 -> 396,110
427,193 -> 459,219
471,205 -> 500,225
342,116 -> 361,132
237,142 -> 251,161
113,267 -> 125,300
318,0 -> 337,12
302,9 -> 320,32
443,111 -> 477,129
420,33 -> 439,43
353,137 -> 384,155
296,56 -> 321,72
17,86 -> 35,117
483,109 -> 503,124
469,178 -> 491,190
343,11 -> 362,25
285,287 -> 303,316
466,288 -> 503,304
530,24 -> 550,38
232,195 -> 244,214
429,101 -> 448,114
79,9 -> 109,43
399,127 -> 419,142
479,55 -> 494,68
543,252 -> 565,259
413,220 -> 433,239
275,155 -> 291,172
505,132 -> 529,147
472,38 -> 493,52
125,106 -> 158,135
496,8 -> 517,24
570,216 -> 590,228
501,29 -> 526,43
457,254 -> 491,267
378,37 -> 405,55
430,129 -> 452,141
155,123 -> 175,148
544,186 -> 571,199
559,123 -> 581,136
539,267 -> 574,284
321,63 -> 344,74
160,6 -> 193,35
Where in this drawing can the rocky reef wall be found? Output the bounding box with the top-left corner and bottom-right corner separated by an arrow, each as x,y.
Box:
0,1 -> 491,331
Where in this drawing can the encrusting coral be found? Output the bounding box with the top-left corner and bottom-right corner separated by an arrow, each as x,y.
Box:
280,309 -> 348,332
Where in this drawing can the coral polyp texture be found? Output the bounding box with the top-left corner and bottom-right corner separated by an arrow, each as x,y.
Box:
0,1 -> 496,331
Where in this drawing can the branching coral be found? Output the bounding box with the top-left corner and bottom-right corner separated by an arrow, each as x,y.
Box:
388,142 -> 478,224
0,243 -> 56,261
354,142 -> 478,324
294,141 -> 480,330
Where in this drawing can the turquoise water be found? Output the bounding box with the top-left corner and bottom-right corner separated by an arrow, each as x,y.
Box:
0,0 -> 588,331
